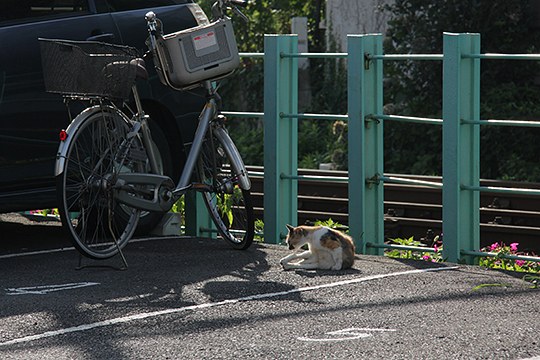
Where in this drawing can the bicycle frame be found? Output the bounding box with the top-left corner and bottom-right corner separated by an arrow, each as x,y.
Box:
55,78 -> 250,213
49,0 -> 254,261
173,81 -> 251,193
56,2 -> 251,214
174,81 -> 218,195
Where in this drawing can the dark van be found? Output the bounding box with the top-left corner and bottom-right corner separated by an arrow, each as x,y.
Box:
0,0 -> 207,231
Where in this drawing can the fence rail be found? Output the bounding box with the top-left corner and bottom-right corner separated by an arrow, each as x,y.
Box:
247,167 -> 540,253
220,32 -> 540,265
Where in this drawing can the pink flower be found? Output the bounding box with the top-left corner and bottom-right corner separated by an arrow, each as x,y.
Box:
510,243 -> 519,252
434,244 -> 439,253
490,243 -> 500,251
422,255 -> 431,261
515,260 -> 526,267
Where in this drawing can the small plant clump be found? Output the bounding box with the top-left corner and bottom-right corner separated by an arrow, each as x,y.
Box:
254,219 -> 264,242
479,242 -> 540,274
27,209 -> 59,218
313,218 -> 347,231
384,236 -> 443,263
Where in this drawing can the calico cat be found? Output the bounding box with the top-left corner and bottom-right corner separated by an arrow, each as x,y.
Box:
279,224 -> 355,270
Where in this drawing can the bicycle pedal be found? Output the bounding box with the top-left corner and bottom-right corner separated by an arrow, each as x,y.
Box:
191,183 -> 213,192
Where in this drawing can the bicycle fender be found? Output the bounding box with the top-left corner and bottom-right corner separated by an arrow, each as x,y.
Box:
55,105 -> 125,176
213,126 -> 251,191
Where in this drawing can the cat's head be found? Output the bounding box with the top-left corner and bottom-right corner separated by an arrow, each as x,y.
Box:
285,224 -> 308,250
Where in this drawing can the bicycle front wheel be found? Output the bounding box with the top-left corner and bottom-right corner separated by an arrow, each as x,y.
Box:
198,127 -> 255,250
56,106 -> 143,259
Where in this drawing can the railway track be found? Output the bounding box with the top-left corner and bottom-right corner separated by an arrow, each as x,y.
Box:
247,166 -> 540,253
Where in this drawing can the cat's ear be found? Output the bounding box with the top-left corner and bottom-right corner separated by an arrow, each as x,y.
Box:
286,224 -> 294,232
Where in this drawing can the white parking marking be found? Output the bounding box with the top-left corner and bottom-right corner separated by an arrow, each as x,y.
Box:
5,282 -> 100,295
0,236 -> 184,259
0,248 -> 74,259
105,293 -> 153,303
298,327 -> 397,342
0,266 -> 458,347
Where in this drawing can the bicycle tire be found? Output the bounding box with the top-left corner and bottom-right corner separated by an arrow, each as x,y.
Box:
56,106 -> 143,259
198,126 -> 254,249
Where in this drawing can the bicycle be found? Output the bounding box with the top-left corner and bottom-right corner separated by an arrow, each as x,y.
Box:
39,0 -> 254,261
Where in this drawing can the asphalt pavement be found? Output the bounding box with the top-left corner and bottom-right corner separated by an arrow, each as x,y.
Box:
0,213 -> 539,359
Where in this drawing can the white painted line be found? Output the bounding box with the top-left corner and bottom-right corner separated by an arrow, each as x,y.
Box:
0,236 -> 189,259
0,266 -> 458,347
0,247 -> 74,259
298,327 -> 397,342
5,282 -> 100,296
298,333 -> 372,342
105,293 -> 153,303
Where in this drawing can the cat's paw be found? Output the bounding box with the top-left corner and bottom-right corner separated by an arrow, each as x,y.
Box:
280,262 -> 292,271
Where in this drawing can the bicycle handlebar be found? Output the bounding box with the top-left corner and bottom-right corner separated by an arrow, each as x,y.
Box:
145,11 -> 159,55
145,11 -> 156,23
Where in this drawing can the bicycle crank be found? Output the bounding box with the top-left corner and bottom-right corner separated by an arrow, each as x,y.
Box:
114,173 -> 176,212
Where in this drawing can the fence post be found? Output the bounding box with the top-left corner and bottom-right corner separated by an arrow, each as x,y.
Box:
184,191 -> 215,238
347,34 -> 384,255
442,32 -> 481,264
263,35 -> 299,244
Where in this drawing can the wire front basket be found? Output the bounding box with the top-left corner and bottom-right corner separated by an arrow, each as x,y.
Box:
39,39 -> 139,100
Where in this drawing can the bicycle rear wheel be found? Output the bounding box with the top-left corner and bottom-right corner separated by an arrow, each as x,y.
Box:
56,106 -> 144,259
198,126 -> 254,249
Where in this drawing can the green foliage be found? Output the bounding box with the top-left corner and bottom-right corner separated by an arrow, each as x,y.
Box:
383,238 -> 540,274
302,46 -> 348,169
218,193 -> 233,227
28,209 -> 59,217
384,0 -> 540,115
479,242 -> 540,273
170,196 -> 186,228
479,84 -> 540,181
214,187 -> 246,227
383,0 -> 540,180
384,236 -> 443,262
522,274 -> 539,289
199,0 -> 345,168
471,283 -> 512,292
312,218 -> 346,231
208,0 -> 540,178
254,218 -> 264,242
171,196 -> 184,214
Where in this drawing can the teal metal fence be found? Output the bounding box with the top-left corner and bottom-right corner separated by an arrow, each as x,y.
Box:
221,32 -> 540,265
